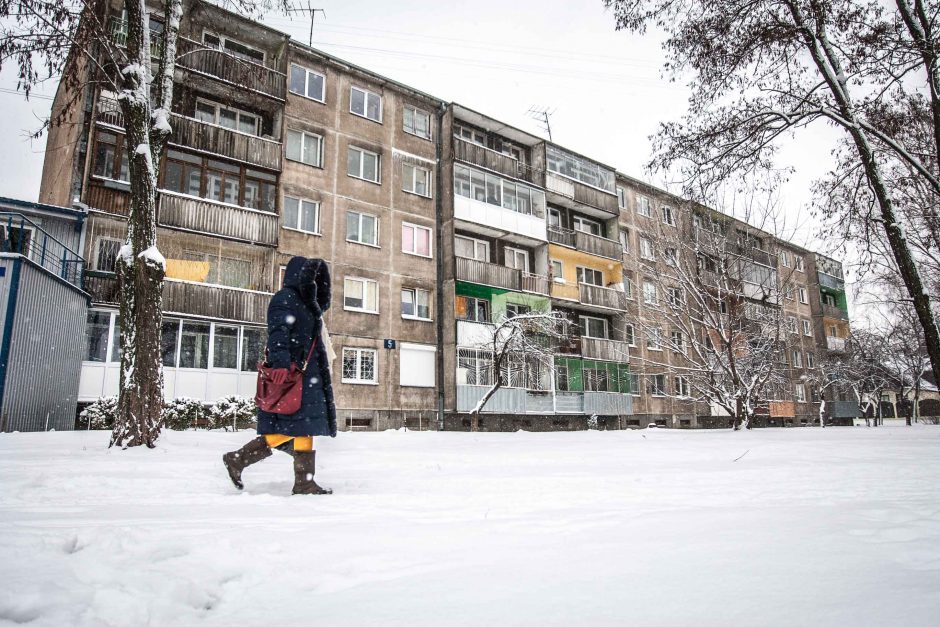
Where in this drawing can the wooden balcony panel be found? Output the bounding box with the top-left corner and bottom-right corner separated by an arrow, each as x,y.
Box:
581,337 -> 630,363
85,182 -> 131,217
521,272 -> 550,295
163,279 -> 271,323
574,231 -> 622,261
158,192 -> 278,246
453,137 -> 538,185
176,36 -> 286,100
169,115 -> 281,170
578,283 -> 626,310
546,174 -> 618,216
547,225 -> 576,247
456,257 -> 520,291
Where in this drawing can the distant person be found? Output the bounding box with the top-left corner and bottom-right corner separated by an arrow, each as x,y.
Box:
223,256 -> 337,494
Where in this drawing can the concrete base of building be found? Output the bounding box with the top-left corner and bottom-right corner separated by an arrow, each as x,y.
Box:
337,409 -> 441,432
442,413 -> 699,432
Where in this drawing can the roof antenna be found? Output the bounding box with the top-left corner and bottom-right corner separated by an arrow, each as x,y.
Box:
527,106 -> 555,142
286,2 -> 326,46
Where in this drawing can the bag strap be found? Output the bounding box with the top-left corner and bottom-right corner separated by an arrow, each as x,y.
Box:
300,336 -> 318,371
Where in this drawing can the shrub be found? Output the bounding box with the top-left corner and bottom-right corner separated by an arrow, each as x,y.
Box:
162,397 -> 207,430
209,395 -> 257,431
77,396 -> 117,430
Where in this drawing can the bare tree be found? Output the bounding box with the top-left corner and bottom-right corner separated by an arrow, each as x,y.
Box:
603,0 -> 940,388
0,0 -> 287,448
811,329 -> 892,426
885,300 -> 932,424
461,311 -> 570,431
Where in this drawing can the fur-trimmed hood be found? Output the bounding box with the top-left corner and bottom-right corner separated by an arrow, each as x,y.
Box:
281,256 -> 330,314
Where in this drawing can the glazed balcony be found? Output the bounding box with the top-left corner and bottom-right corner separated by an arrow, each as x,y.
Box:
818,272 -> 845,291
158,192 -> 278,247
452,136 -> 538,185
455,257 -> 549,295
826,336 -> 847,352
580,337 -> 630,363
95,96 -> 282,170
548,226 -> 622,261
176,36 -> 286,100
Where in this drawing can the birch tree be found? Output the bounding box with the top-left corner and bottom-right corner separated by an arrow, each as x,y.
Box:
603,0 -> 940,388
0,0 -> 287,447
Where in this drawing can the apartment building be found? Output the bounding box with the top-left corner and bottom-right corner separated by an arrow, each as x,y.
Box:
36,0 -> 851,431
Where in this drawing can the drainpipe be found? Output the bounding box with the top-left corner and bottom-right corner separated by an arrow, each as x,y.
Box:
434,103 -> 446,431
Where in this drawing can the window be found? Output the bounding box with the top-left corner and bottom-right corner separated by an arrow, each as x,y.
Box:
781,252 -> 791,268
85,311 -> 112,362
548,208 -> 562,228
213,325 -> 239,369
792,350 -> 803,368
458,347 -> 494,385
796,257 -> 805,272
664,247 -> 677,263
400,343 -> 435,387
346,211 -> 378,246
289,64 -> 325,102
283,196 -> 319,234
94,237 -> 122,272
573,215 -> 601,235
640,237 -> 655,260
675,376 -> 690,397
670,330 -> 685,353
545,145 -> 615,192
403,105 -> 431,139
822,293 -> 837,307
504,247 -> 529,272
453,165 -> 545,216
556,365 -> 570,392
798,287 -> 809,304
625,324 -> 636,347
629,373 -> 640,396
581,316 -> 608,339
551,259 -> 564,282
577,267 -> 603,286
662,205 -> 675,226
203,31 -> 264,64
648,374 -> 666,396
646,327 -> 662,350
802,319 -> 813,337
181,250 -> 251,289
93,131 -> 129,182
402,163 -> 431,197
505,303 -> 531,319
401,287 -> 431,320
163,149 -> 275,212
195,99 -> 259,135
643,280 -> 658,305
344,277 -> 379,313
455,124 -> 485,146
179,321 -> 211,369
795,383 -> 806,402
241,328 -> 265,372
161,319 -> 179,367
455,235 -> 488,261
350,86 -> 382,122
617,187 -> 626,209
619,229 -> 630,253
787,316 -> 798,334
583,368 -> 610,392
347,146 -> 381,183
286,130 -> 323,167
667,287 -> 682,308
402,223 -> 432,257
828,324 -> 838,337
455,295 -> 489,322
806,352 -> 816,369
636,195 -> 652,217
623,278 -> 635,299
342,347 -> 377,383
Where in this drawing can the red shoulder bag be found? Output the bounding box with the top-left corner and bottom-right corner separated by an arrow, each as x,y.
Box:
255,338 -> 318,415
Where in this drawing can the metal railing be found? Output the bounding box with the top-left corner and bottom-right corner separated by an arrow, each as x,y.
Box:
0,213 -> 85,288
109,19 -> 164,58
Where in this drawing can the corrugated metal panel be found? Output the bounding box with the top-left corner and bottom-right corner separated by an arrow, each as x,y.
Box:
525,392 -> 554,413
555,392 -> 584,413
1,260 -> 86,431
584,391 -> 633,415
456,385 -> 526,413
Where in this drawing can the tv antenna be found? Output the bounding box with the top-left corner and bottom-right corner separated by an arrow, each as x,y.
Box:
286,2 -> 326,46
527,106 -> 555,142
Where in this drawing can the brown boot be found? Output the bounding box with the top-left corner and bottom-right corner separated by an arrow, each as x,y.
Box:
292,450 -> 332,495
222,436 -> 272,490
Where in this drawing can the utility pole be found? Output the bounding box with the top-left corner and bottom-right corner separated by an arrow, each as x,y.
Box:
286,2 -> 325,46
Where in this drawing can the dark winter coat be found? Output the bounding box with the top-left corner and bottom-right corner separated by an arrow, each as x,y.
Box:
256,256 -> 337,438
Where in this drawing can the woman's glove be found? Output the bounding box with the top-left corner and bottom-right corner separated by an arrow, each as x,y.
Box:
269,368 -> 290,384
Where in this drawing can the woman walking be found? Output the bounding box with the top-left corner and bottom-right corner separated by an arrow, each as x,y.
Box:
223,256 -> 337,495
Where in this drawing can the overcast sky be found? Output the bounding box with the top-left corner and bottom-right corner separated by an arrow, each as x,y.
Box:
0,0 -> 844,257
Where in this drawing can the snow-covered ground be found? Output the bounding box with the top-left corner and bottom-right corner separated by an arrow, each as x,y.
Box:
1,423 -> 939,626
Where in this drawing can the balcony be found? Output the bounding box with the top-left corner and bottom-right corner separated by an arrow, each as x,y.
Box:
455,257 -> 549,295
454,195 -> 546,243
544,173 -> 619,217
826,336 -> 847,352
0,212 -> 84,288
581,337 -> 630,363
176,36 -> 286,100
821,304 -> 850,321
578,283 -> 626,311
85,180 -> 132,217
96,97 -> 281,170
83,273 -> 271,323
452,137 -> 538,185
158,192 -> 278,247
548,226 -> 622,261
818,272 -> 845,291
455,385 -> 632,415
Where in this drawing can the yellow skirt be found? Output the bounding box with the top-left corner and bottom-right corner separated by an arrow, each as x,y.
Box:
263,434 -> 313,452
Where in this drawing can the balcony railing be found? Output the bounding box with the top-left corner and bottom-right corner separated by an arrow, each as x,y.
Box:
826,336 -> 847,352
821,304 -> 849,321
0,213 -> 84,288
578,283 -> 626,310
544,173 -> 619,216
818,272 -> 845,291
548,226 -> 622,260
452,137 -> 538,185
158,192 -> 278,246
85,180 -> 132,217
176,36 -> 286,100
581,337 -> 630,363
83,272 -> 271,323
455,257 -> 549,295
456,385 -> 632,415
95,96 -> 281,170
109,19 -> 164,59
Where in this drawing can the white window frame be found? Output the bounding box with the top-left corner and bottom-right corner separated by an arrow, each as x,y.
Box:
194,97 -> 260,135
402,162 -> 432,198
573,215 -> 602,235
640,236 -> 655,261
646,327 -> 663,351
667,286 -> 682,308
94,236 -> 123,272
401,287 -> 432,321
792,350 -> 803,368
282,196 -> 320,235
796,257 -> 805,272
802,319 -> 813,337
285,129 -> 323,167
346,210 -> 379,248
581,315 -> 609,339
347,146 -> 381,183
662,205 -> 676,226
402,222 -> 433,258
342,347 -> 378,384
806,352 -> 816,369
577,266 -> 603,286
643,280 -> 658,305
787,316 -> 798,334
636,195 -> 652,217
781,251 -> 791,268
403,105 -> 432,140
675,376 -> 690,398
343,277 -> 379,314
455,235 -> 488,261
648,374 -> 666,396
625,323 -> 636,347
795,383 -> 806,402
203,31 -> 265,64
504,246 -> 530,272
670,330 -> 685,353
289,64 -> 325,102
798,287 -> 809,304
617,186 -> 626,209
399,343 -> 435,387
350,86 -> 382,122
551,259 -> 565,283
